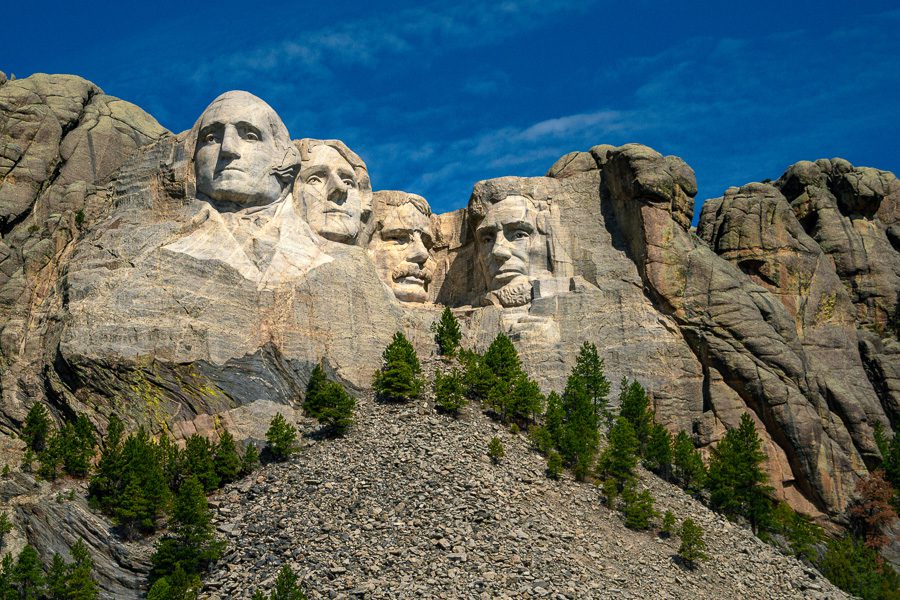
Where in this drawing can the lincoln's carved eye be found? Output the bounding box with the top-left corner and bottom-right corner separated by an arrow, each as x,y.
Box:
512,229 -> 530,240
306,176 -> 323,185
204,133 -> 217,143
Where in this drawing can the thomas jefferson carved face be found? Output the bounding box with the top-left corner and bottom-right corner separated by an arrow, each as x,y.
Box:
369,194 -> 434,303
194,92 -> 294,209
300,145 -> 363,243
474,194 -> 549,307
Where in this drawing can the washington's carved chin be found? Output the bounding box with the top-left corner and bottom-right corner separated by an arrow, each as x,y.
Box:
490,279 -> 532,308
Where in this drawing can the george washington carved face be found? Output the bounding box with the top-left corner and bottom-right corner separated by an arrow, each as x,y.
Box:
193,91 -> 296,210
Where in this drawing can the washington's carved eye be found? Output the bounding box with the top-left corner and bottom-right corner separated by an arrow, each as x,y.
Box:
388,234 -> 411,245
342,178 -> 356,187
245,131 -> 260,142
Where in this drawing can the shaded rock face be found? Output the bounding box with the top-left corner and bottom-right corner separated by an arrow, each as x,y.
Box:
0,75 -> 898,589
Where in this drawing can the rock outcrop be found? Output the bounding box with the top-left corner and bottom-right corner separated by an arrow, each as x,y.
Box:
0,74 -> 897,594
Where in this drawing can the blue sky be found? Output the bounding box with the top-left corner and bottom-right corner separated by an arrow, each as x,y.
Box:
4,1 -> 899,219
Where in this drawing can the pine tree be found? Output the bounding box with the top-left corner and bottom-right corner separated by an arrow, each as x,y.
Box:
214,429 -> 242,485
597,417 -> 639,488
678,518 -> 708,567
528,424 -> 554,455
241,443 -> 260,476
266,414 -> 297,461
483,333 -> 521,386
505,372 -> 544,425
672,430 -> 706,494
432,306 -> 462,357
543,391 -> 564,448
618,378 -> 652,448
373,332 -> 423,402
459,349 -> 496,402
66,539 -> 99,600
0,553 -> 13,600
546,450 -> 563,480
707,413 -> 773,532
558,375 -> 600,474
158,433 -> 183,492
306,379 -> 355,435
874,423 -> 899,508
22,403 -> 51,453
569,342 -> 611,422
661,510 -> 676,537
621,482 -> 657,530
89,428 -> 124,508
270,564 -> 309,600
0,512 -> 12,547
488,437 -> 505,465
643,423 -> 673,480
848,470 -> 897,550
182,434 -> 220,492
11,545 -> 44,600
303,363 -> 328,417
62,414 -> 97,477
252,591 -> 266,600
147,577 -> 172,600
45,554 -> 68,600
434,369 -> 468,416
114,428 -> 171,536
150,476 -> 224,584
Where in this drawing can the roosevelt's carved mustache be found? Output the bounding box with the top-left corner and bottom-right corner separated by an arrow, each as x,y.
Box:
392,264 -> 433,284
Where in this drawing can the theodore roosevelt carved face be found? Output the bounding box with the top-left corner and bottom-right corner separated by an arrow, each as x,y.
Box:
193,91 -> 297,210
369,192 -> 435,303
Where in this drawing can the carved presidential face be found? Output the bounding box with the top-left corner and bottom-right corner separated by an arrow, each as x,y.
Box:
300,145 -> 363,243
474,194 -> 548,307
369,198 -> 434,303
194,94 -> 288,208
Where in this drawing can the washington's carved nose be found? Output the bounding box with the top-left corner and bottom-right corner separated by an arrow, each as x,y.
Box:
220,126 -> 241,159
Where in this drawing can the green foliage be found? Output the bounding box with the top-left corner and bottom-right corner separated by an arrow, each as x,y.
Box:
0,513 -> 11,547
74,209 -> 85,229
304,366 -> 356,434
150,476 -> 224,586
45,554 -> 68,600
34,413 -> 97,481
65,539 -> 99,600
643,423 -> 673,480
766,502 -> 824,562
874,423 -> 900,508
252,591 -> 267,600
672,431 -> 707,494
432,306 -> 462,357
147,577 -> 172,600
597,417 -> 639,488
546,450 -> 563,480
661,510 -> 676,537
151,565 -> 202,600
2,464 -> 10,478
498,372 -> 544,425
889,292 -> 900,340
373,332 -> 424,402
22,403 -> 51,453
266,414 -> 297,462
12,545 -> 44,600
543,392 -> 564,448
241,443 -> 260,476
707,413 -> 774,532
677,518 -> 709,566
618,378 -> 652,448
557,375 -> 599,471
528,425 -> 554,455
621,482 -> 657,530
214,429 -> 242,485
488,437 -> 505,464
270,564 -> 309,600
601,478 -> 618,509
114,428 -> 171,537
434,368 -> 468,416
181,434 -> 220,492
818,536 -> 900,600
570,342 -> 611,423
459,349 -> 495,402
483,333 -> 521,385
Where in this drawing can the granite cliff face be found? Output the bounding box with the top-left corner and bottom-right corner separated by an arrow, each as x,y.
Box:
0,74 -> 897,594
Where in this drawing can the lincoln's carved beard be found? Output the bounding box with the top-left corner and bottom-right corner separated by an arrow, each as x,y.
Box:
489,279 -> 532,308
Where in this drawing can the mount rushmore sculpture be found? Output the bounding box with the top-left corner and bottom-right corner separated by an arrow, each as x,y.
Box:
1,76 -> 899,526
